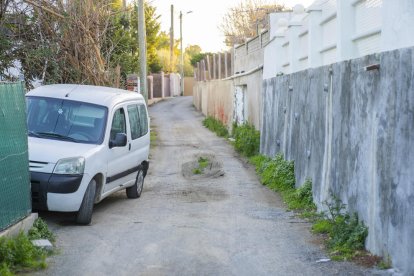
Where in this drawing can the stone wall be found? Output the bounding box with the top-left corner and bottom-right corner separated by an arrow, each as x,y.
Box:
260,47 -> 414,274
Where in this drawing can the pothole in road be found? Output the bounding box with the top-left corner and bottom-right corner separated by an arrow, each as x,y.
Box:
182,154 -> 224,179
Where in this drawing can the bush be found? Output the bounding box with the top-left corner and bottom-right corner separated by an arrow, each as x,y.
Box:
202,117 -> 229,137
232,124 -> 260,157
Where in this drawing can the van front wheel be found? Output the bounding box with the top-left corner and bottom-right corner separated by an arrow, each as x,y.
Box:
76,179 -> 96,225
126,168 -> 144,199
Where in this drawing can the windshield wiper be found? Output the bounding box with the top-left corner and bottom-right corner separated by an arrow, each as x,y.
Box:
30,131 -> 80,143
28,131 -> 41,138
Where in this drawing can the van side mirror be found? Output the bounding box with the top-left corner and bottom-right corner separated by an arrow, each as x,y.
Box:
109,133 -> 127,149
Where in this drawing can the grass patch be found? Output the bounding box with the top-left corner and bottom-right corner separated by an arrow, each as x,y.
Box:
232,123 -> 260,157
150,127 -> 157,148
192,157 -> 210,175
202,117 -> 228,137
0,218 -> 55,275
249,154 -> 316,213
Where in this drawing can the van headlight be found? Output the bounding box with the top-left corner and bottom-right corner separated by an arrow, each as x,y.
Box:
53,157 -> 85,175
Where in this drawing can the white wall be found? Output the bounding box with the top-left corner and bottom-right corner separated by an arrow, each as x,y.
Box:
263,0 -> 414,79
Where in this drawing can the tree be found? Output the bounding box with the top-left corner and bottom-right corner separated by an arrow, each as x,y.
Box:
220,0 -> 286,46
156,31 -> 181,73
0,0 -> 165,88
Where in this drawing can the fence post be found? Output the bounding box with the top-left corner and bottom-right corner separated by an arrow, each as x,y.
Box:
308,2 -> 323,68
196,62 -> 201,81
206,55 -> 211,80
218,52 -> 222,79
201,59 -> 206,81
274,18 -> 289,75
160,71 -> 165,98
337,0 -> 355,61
288,5 -> 306,73
212,54 -> 216,79
224,52 -> 228,78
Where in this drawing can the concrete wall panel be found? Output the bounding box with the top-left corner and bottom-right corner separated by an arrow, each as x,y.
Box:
261,47 -> 414,274
193,80 -> 234,129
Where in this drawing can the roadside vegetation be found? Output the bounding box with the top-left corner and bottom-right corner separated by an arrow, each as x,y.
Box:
0,218 -> 55,275
202,117 -> 229,137
312,197 -> 369,261
204,117 -> 385,267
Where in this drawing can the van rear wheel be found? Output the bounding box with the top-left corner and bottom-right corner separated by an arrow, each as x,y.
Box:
126,168 -> 144,199
76,179 -> 96,225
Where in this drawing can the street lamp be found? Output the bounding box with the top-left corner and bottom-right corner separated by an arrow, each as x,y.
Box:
180,10 -> 192,96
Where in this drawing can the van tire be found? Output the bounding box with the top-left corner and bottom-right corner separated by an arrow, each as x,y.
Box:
76,179 -> 96,225
126,168 -> 144,199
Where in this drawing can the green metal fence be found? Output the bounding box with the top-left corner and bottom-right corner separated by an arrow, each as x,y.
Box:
0,82 -> 31,231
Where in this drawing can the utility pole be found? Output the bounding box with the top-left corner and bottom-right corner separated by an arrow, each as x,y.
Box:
138,0 -> 147,104
170,5 -> 174,73
179,11 -> 192,96
180,11 -> 183,96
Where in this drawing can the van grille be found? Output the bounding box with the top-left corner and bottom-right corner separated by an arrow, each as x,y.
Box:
29,161 -> 48,169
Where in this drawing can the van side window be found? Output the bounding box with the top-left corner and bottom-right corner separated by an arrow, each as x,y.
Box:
138,104 -> 148,136
127,105 -> 141,140
110,108 -> 126,140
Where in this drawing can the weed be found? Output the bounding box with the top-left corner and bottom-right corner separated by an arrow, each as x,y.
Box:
0,232 -> 47,275
378,256 -> 392,269
202,117 -> 229,137
250,153 -> 368,260
232,124 -> 260,157
192,157 -> 210,175
150,127 -> 157,148
192,168 -> 202,174
312,197 -> 369,261
250,154 -> 316,213
28,218 -> 55,243
198,157 -> 209,170
0,218 -> 55,275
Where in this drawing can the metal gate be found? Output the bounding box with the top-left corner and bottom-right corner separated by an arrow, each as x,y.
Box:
0,82 -> 31,231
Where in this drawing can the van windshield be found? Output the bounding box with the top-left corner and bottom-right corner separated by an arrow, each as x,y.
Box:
26,97 -> 108,144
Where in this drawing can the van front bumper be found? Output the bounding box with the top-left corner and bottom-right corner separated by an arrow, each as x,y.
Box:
31,172 -> 83,211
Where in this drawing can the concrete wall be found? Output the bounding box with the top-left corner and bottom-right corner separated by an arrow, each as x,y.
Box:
264,0 -> 414,78
184,77 -> 194,96
193,80 -> 234,128
233,69 -> 263,129
260,47 -> 414,274
169,73 -> 181,97
163,75 -> 171,97
381,0 -> 414,52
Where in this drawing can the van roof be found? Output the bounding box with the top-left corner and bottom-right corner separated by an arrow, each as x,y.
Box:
26,84 -> 145,107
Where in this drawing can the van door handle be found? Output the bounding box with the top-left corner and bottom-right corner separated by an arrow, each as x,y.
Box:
128,143 -> 131,151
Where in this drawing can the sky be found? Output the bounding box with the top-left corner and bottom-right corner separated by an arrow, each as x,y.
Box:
151,0 -> 316,52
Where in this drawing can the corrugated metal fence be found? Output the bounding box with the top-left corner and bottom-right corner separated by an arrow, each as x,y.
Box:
0,82 -> 31,231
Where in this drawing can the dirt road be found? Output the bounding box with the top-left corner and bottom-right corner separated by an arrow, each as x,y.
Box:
37,97 -> 379,275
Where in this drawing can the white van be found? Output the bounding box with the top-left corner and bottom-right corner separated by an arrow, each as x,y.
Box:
26,84 -> 150,224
